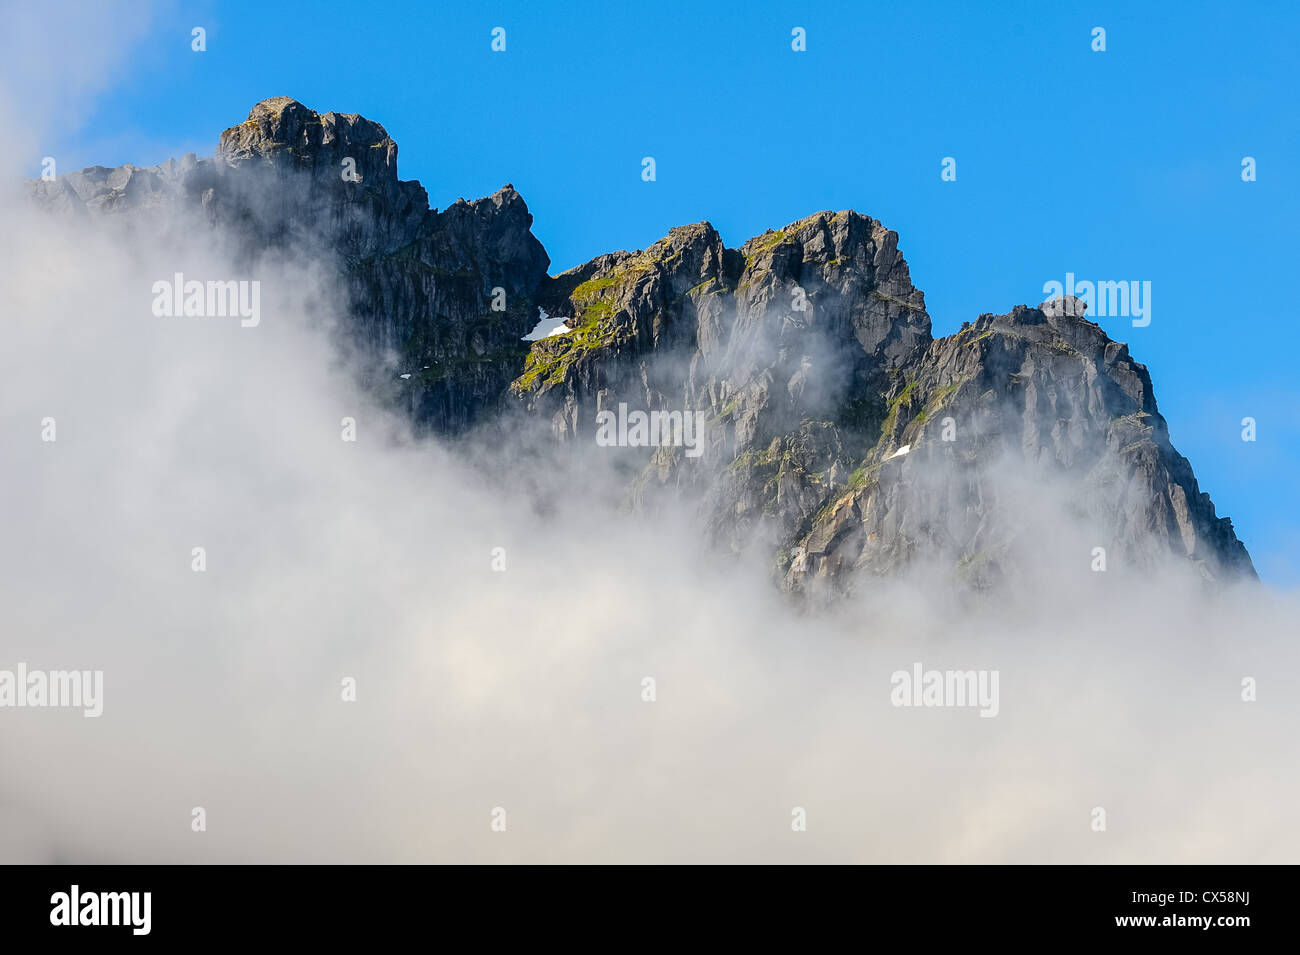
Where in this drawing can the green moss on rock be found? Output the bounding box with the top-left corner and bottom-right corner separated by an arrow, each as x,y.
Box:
743,229 -> 787,267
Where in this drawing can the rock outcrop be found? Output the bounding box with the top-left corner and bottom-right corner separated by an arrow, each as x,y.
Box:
27,98 -> 1256,593
779,297 -> 1254,596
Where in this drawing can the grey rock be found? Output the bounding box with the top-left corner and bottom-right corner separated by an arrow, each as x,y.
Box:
26,99 -> 1256,594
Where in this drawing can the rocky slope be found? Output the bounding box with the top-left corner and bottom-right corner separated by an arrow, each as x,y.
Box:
27,98 -> 1256,594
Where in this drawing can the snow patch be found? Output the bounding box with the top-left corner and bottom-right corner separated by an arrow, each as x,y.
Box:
522,307 -> 575,342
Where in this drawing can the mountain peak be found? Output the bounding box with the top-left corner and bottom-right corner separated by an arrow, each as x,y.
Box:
23,98 -> 1254,593
216,98 -> 397,184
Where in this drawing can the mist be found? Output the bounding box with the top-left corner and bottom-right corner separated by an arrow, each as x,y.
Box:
1,1 -> 1297,860
0,181 -> 1295,865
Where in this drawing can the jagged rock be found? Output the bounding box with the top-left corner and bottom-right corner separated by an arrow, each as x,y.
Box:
779,298 -> 1253,595
29,98 -> 548,435
348,184 -> 549,433
26,99 -> 1256,592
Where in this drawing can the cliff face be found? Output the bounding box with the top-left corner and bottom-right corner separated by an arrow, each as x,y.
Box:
27,98 -> 1256,592
27,97 -> 550,435
783,299 -> 1255,595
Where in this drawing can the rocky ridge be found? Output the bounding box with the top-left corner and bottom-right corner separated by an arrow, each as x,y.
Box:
27,98 -> 1256,595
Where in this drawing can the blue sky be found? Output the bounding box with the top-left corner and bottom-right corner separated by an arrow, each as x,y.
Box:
37,0 -> 1300,583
